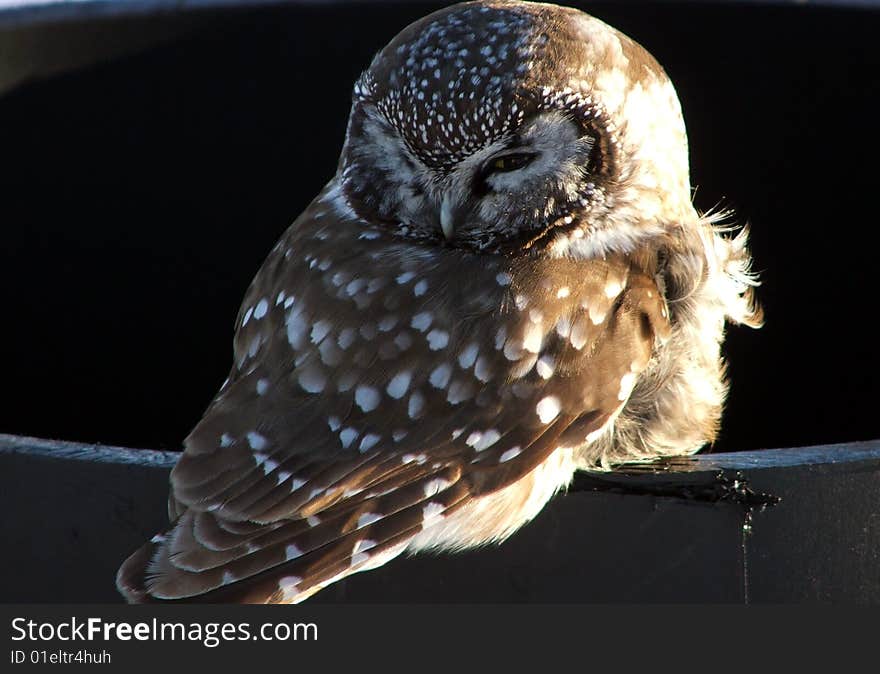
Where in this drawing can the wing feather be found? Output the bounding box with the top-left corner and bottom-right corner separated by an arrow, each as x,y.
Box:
117,183 -> 670,603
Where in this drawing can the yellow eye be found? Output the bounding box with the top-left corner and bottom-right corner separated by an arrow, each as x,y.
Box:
487,153 -> 535,173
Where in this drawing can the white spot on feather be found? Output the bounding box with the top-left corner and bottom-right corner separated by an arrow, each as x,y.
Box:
536,354 -> 556,379
499,446 -> 522,463
494,326 -> 507,349
605,281 -> 623,298
339,428 -> 358,448
345,278 -> 366,296
355,385 -> 380,412
337,328 -> 356,349
310,320 -> 332,344
359,433 -> 381,452
278,576 -> 302,597
352,539 -> 377,565
298,366 -> 326,393
378,315 -> 398,332
423,478 -> 451,497
286,308 -> 309,349
353,538 -> 376,555
357,513 -> 382,528
536,396 -> 561,424
411,312 -> 433,332
570,320 -> 589,350
247,335 -> 262,358
423,502 -> 445,523
429,363 -> 452,388
387,371 -> 412,399
555,317 -> 572,338
474,356 -> 493,382
618,372 -> 637,401
319,339 -> 343,366
458,343 -> 478,368
522,323 -> 543,353
408,391 -> 425,418
247,431 -> 267,450
467,429 -> 500,451
427,329 -> 449,350
447,380 -> 473,404
503,339 -> 524,361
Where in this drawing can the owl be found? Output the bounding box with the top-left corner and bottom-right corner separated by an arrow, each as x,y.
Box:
117,0 -> 761,604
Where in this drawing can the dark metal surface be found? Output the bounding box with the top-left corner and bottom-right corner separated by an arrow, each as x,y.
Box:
3,0 -> 880,30
2,434 -> 877,603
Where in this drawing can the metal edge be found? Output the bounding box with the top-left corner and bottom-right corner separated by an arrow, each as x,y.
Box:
2,432 -> 878,474
0,0 -> 283,30
0,433 -> 179,468
1,0 -> 879,31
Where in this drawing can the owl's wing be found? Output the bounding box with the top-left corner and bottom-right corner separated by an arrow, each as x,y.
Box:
117,189 -> 670,603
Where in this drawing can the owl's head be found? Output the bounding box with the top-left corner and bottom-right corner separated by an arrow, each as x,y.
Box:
340,0 -> 693,256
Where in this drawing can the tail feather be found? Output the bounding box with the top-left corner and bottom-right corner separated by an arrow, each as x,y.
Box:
116,471 -> 469,603
116,537 -> 162,604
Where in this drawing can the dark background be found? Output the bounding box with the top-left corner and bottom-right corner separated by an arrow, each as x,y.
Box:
1,1 -> 878,455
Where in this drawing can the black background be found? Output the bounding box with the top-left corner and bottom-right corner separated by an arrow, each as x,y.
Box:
1,1 -> 878,454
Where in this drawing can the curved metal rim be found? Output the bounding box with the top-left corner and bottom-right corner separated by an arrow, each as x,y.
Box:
1,0 -> 879,31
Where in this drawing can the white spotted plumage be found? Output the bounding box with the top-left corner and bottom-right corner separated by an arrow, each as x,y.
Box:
117,0 -> 760,605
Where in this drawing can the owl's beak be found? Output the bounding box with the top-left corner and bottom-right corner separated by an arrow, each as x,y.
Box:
440,193 -> 455,241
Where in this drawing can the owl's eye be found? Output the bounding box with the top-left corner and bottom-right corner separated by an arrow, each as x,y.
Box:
485,152 -> 536,174
472,152 -> 537,197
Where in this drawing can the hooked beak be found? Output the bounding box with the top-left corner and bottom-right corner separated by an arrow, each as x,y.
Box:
440,193 -> 455,241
